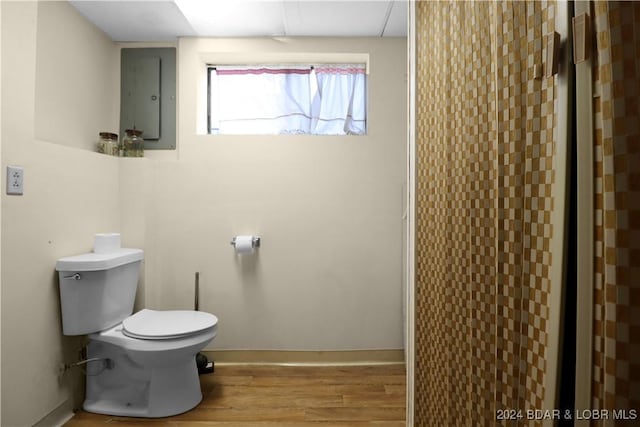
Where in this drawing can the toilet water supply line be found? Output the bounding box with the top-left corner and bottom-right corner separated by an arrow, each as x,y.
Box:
59,357 -> 114,377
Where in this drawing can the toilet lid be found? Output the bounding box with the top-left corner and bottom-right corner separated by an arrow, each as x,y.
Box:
122,309 -> 218,340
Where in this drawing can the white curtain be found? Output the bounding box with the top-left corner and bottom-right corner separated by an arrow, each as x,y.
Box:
311,64 -> 367,135
209,64 -> 366,135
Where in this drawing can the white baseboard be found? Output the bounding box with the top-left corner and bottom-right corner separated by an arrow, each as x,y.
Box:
33,398 -> 74,427
202,349 -> 405,366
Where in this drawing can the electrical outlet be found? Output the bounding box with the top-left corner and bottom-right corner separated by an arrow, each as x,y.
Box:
6,166 -> 24,195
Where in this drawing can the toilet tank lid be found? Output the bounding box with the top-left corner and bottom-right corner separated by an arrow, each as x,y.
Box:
56,248 -> 143,272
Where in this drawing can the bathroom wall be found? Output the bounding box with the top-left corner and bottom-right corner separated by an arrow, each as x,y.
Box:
0,4 -> 406,424
134,37 -> 407,352
1,2 -> 120,425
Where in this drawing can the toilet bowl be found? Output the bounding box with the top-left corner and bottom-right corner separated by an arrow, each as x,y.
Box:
84,310 -> 218,417
55,234 -> 219,418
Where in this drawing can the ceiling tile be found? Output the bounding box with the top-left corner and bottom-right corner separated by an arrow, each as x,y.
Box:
69,0 -> 407,41
70,1 -> 196,42
283,1 -> 392,37
175,0 -> 286,37
382,1 -> 407,37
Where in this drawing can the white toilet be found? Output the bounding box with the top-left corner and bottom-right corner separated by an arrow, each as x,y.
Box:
56,234 -> 218,418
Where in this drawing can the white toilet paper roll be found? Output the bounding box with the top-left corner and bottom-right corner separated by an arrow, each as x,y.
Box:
234,236 -> 254,254
94,233 -> 121,254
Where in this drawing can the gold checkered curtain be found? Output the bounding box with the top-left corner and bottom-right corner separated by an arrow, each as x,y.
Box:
415,1 -> 561,425
591,2 -> 640,423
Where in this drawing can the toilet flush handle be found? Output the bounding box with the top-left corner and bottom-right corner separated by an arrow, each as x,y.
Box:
64,273 -> 82,280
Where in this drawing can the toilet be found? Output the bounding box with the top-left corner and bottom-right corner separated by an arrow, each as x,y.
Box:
55,234 -> 218,418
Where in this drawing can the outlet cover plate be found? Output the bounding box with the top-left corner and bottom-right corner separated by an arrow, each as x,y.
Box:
6,166 -> 24,195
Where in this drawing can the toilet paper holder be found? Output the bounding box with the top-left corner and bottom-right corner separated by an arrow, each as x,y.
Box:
230,236 -> 261,248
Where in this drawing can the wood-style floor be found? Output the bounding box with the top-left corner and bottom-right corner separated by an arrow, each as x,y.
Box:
64,364 -> 406,426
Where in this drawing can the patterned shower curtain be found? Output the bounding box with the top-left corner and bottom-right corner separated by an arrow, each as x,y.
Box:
591,1 -> 640,422
414,1 -> 563,425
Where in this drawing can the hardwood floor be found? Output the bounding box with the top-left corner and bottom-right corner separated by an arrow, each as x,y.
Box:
64,364 -> 406,426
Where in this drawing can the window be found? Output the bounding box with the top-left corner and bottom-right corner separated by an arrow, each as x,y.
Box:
208,64 -> 366,135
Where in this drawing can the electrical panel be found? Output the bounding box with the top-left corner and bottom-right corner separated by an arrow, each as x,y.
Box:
120,48 -> 176,150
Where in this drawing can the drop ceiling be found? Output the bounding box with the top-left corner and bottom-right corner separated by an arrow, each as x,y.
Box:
69,0 -> 408,42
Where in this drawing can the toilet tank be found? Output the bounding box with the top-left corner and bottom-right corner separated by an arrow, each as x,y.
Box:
56,248 -> 144,336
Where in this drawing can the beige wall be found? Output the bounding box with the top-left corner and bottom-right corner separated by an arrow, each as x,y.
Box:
143,37 -> 407,351
1,2 -> 120,425
34,1 -> 119,150
1,2 -> 406,424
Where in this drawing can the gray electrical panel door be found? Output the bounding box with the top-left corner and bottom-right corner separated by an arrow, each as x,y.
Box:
120,48 -> 176,150
121,56 -> 160,138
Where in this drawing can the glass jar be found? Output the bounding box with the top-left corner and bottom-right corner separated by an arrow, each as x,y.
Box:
96,132 -> 119,156
122,129 -> 144,157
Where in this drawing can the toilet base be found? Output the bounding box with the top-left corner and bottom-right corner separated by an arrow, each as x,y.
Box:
84,340 -> 203,418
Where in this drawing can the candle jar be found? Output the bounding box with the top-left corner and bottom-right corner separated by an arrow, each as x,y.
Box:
122,129 -> 144,157
97,132 -> 119,156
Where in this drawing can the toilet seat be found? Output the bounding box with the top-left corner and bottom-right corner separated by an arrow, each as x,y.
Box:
122,309 -> 218,340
